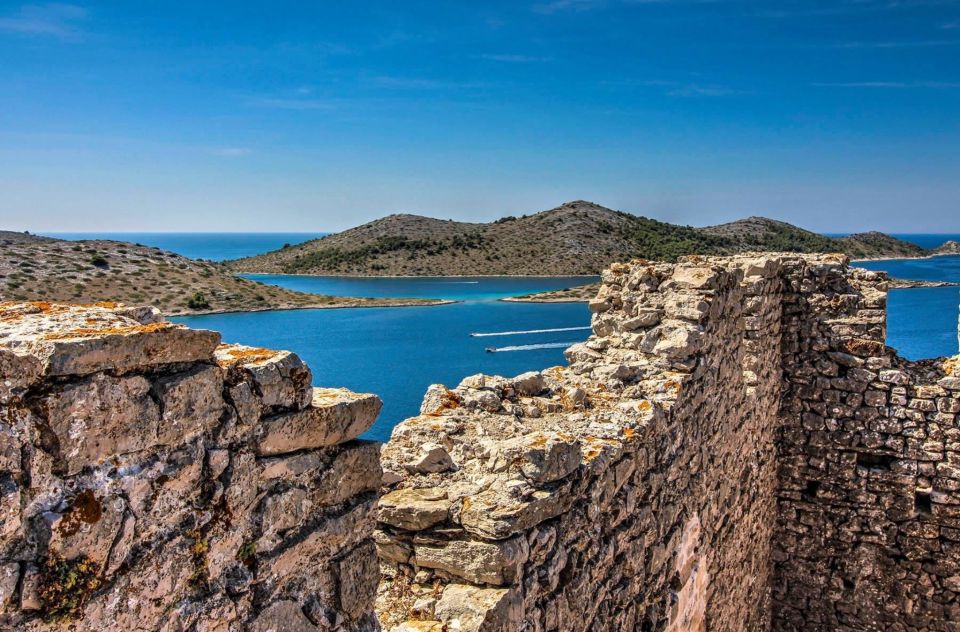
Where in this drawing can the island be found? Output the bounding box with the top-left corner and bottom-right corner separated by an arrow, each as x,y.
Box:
0,231 -> 448,315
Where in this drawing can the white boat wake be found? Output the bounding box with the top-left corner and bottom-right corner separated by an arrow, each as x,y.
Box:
486,341 -> 578,352
470,326 -> 590,338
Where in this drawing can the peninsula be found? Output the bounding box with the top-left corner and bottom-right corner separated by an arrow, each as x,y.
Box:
0,231 -> 445,315
228,200 -> 928,276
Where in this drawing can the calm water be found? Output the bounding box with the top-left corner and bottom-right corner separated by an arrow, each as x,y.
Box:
42,231 -> 960,434
173,277 -> 595,441
855,255 -> 960,361
43,232 -> 326,261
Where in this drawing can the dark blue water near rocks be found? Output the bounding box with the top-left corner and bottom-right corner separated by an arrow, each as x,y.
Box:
173,277 -> 594,441
854,255 -> 960,362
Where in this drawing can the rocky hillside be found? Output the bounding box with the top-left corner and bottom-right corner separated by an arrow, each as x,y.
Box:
934,240 -> 960,255
0,231 -> 441,315
229,201 -> 928,276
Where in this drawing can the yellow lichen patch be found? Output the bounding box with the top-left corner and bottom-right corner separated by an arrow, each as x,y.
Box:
41,321 -> 175,340
944,357 -> 959,376
622,426 -> 636,440
638,400 -> 653,411
216,345 -> 277,367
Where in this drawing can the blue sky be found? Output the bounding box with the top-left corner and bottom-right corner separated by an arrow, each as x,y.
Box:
0,1 -> 957,232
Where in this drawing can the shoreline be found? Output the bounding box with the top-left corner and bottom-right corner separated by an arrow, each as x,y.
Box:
852,251 -> 960,264
237,271 -> 601,280
166,298 -> 457,317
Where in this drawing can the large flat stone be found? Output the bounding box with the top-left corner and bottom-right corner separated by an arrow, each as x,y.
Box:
0,302 -> 220,378
257,388 -> 382,455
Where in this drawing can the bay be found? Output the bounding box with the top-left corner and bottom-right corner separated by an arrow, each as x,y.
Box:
173,276 -> 595,441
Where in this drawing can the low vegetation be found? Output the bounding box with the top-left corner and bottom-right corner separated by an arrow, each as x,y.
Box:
0,232 -> 443,315
229,201 -> 928,276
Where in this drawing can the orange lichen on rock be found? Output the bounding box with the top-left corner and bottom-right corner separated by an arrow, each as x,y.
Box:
41,321 -> 175,340
216,345 -> 277,366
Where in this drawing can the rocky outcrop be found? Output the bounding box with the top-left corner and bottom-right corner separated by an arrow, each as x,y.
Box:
0,301 -> 383,630
934,240 -> 960,255
374,254 -> 960,632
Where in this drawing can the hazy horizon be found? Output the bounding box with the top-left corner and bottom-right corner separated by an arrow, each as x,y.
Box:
1,1 -> 958,233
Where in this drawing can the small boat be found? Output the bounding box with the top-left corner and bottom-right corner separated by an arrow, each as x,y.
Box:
485,347 -> 496,353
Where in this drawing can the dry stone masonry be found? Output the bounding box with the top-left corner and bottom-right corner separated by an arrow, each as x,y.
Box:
1,252 -> 958,631
375,254 -> 960,632
0,301 -> 383,630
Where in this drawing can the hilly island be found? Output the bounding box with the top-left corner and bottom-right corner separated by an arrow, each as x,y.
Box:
228,200 -> 928,277
0,231 -> 444,315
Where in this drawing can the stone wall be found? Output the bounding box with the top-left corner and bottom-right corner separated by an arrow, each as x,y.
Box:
0,302 -> 383,630
773,259 -> 960,630
374,254 -> 960,632
2,253 -> 958,632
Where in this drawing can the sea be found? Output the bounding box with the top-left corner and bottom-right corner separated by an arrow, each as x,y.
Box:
42,232 -> 960,441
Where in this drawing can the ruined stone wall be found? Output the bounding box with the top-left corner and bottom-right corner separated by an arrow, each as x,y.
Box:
375,255 -> 798,631
0,302 -> 383,631
374,253 -> 960,632
773,259 -> 960,630
3,254 -> 958,632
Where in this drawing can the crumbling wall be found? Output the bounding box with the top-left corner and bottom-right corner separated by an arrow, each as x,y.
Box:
375,255 -> 796,631
375,253 -> 960,632
3,253 -> 958,632
0,301 -> 383,631
773,258 -> 960,630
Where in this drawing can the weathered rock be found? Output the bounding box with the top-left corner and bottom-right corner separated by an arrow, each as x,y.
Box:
434,584 -> 522,632
257,388 -> 382,455
379,488 -> 451,531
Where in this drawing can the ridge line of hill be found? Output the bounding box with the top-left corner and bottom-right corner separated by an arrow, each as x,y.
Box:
227,200 -> 929,277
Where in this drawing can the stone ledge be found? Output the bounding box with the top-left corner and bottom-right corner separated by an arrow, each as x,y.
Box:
0,302 -> 220,380
257,388 -> 382,455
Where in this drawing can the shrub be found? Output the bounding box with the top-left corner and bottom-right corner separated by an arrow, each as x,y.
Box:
89,253 -> 108,267
187,292 -> 210,309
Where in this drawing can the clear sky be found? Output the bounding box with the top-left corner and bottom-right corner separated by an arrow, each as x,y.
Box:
0,1 -> 957,233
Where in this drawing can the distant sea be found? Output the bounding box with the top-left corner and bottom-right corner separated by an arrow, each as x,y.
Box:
42,232 -> 326,261
40,231 -> 960,437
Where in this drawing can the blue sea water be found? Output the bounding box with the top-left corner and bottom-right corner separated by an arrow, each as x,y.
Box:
173,277 -> 594,441
39,231 -> 960,436
42,232 -> 326,261
854,255 -> 960,362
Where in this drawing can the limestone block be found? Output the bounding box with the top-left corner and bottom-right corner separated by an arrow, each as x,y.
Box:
0,347 -> 42,404
413,536 -> 528,585
43,490 -> 125,567
215,344 -> 312,412
459,482 -> 572,540
434,584 -> 522,632
249,600 -> 318,632
337,541 -> 379,619
670,266 -> 719,290
378,488 -> 451,531
43,373 -> 161,475
491,433 -> 582,484
512,372 -> 548,396
257,388 -> 382,455
152,365 -> 224,445
0,302 -> 219,378
0,562 -> 18,610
